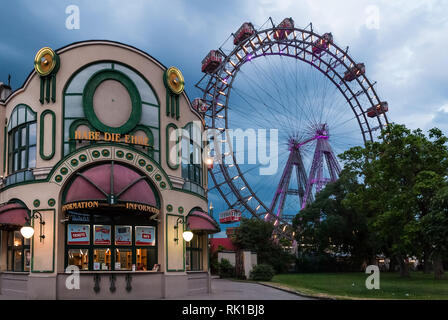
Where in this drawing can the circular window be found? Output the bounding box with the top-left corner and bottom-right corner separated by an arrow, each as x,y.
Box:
83,70 -> 142,134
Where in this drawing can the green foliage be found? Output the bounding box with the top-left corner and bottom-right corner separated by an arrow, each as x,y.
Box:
295,253 -> 358,273
293,170 -> 378,266
233,218 -> 295,273
218,258 -> 235,278
249,264 -> 275,281
294,123 -> 448,278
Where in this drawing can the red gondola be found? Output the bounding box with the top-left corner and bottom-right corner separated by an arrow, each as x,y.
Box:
343,63 -> 365,82
219,209 -> 242,224
312,32 -> 333,55
233,22 -> 255,45
367,101 -> 388,118
192,98 -> 208,114
274,18 -> 294,40
201,50 -> 223,73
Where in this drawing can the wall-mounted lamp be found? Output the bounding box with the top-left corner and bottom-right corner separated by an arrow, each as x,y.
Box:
20,211 -> 45,242
205,156 -> 214,170
174,217 -> 193,243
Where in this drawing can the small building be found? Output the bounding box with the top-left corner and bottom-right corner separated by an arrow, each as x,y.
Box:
0,40 -> 220,299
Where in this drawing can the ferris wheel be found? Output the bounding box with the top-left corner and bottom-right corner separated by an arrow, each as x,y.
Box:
195,18 -> 389,239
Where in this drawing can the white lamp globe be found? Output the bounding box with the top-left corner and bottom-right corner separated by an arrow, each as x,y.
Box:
20,226 -> 35,239
182,230 -> 193,242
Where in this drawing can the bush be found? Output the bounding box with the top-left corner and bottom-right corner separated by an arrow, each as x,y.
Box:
218,258 -> 235,278
249,264 -> 275,281
210,257 -> 220,275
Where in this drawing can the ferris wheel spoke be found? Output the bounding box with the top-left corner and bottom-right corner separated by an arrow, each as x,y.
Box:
198,20 -> 389,235
236,68 -> 297,132
230,86 -> 293,132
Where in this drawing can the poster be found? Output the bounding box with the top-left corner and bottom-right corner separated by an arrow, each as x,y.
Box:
135,226 -> 155,246
67,224 -> 90,245
94,225 -> 111,245
115,225 -> 132,245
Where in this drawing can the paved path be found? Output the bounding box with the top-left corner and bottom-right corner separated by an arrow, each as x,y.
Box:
173,278 -> 312,300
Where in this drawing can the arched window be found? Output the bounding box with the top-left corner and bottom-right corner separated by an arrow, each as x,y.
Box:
63,62 -> 160,161
6,104 -> 37,184
181,122 -> 204,196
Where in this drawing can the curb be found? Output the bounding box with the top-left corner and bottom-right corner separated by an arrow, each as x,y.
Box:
256,282 -> 335,300
215,277 -> 331,300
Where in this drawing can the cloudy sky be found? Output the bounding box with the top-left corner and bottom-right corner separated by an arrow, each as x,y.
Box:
1,0 -> 447,237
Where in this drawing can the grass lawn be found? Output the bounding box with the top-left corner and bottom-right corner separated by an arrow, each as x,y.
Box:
268,272 -> 448,300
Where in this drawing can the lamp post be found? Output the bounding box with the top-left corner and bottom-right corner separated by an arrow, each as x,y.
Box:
20,211 -> 45,242
173,217 -> 193,243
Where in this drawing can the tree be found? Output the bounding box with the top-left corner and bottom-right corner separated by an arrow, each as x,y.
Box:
339,124 -> 448,278
292,169 -> 380,268
421,184 -> 448,279
233,218 -> 295,273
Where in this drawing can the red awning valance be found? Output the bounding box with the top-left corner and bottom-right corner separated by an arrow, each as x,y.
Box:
187,210 -> 220,234
64,162 -> 158,209
0,203 -> 29,227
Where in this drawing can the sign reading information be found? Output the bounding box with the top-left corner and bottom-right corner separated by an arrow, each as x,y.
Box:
62,201 -> 160,215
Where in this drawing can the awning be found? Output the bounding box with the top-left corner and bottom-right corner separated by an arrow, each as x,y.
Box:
187,210 -> 220,234
0,202 -> 29,227
64,162 -> 159,213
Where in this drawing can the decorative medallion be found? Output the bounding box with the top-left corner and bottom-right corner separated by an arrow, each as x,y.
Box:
163,66 -> 184,119
33,199 -> 40,208
34,47 -> 60,104
166,204 -> 173,212
48,198 -> 56,207
126,153 -> 134,160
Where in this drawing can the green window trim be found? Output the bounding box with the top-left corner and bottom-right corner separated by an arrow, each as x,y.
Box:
62,61 -> 161,162
165,214 -> 185,272
166,123 -> 180,170
181,122 -> 204,194
7,104 -> 37,132
186,233 -> 205,271
7,104 -> 37,177
5,230 -> 31,272
31,209 -> 56,273
83,69 -> 142,134
39,110 -> 56,160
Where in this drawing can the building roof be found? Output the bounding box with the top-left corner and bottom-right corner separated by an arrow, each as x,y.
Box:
209,237 -> 237,253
